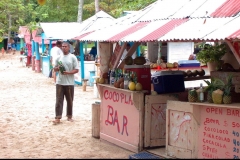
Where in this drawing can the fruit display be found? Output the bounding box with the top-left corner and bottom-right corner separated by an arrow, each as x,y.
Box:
135,82 -> 143,91
183,68 -> 205,78
150,62 -> 179,69
134,57 -> 146,65
223,74 -> 233,104
212,89 -> 224,104
188,89 -> 198,102
98,77 -> 105,84
128,82 -> 136,91
124,56 -> 133,65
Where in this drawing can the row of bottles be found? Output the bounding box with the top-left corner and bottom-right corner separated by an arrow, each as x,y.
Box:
108,68 -> 138,89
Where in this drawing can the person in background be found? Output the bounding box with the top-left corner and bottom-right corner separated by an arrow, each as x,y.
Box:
189,47 -> 201,60
12,40 -> 16,55
50,41 -> 63,84
7,41 -> 12,54
69,41 -> 74,54
20,47 -> 24,55
89,46 -> 97,60
1,47 -> 5,57
19,47 -> 25,62
52,42 -> 79,124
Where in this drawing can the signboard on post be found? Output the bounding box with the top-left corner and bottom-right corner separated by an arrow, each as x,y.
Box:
198,106 -> 240,159
167,42 -> 194,63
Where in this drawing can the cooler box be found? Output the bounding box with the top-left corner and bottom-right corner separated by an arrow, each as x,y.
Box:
124,65 -> 151,94
178,60 -> 200,67
151,71 -> 185,94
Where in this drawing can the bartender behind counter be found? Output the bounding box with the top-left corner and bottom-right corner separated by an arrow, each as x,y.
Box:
89,46 -> 97,60
188,47 -> 201,60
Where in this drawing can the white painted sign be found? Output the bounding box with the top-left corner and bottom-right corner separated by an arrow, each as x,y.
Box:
167,42 -> 194,63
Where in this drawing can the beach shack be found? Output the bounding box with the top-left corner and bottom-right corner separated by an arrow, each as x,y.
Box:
76,0 -> 240,158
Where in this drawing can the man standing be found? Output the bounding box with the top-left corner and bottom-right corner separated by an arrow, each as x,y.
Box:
50,41 -> 63,83
52,42 -> 79,124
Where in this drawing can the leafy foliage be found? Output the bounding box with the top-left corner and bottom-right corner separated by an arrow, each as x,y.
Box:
223,74 -> 233,96
0,0 -> 157,40
204,77 -> 225,93
196,43 -> 227,64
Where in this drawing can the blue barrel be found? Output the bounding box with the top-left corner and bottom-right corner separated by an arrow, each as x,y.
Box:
89,71 -> 96,87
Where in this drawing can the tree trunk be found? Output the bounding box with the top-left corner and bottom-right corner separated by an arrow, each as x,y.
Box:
8,14 -> 12,43
95,0 -> 99,13
77,0 -> 84,23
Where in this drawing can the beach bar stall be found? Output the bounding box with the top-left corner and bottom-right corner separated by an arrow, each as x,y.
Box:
77,0 -> 240,158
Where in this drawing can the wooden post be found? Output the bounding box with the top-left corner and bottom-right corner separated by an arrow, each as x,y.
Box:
82,79 -> 88,91
112,42 -> 127,69
225,40 -> 240,64
92,103 -> 100,138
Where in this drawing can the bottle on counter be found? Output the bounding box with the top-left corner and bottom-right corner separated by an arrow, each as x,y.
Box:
124,70 -> 130,89
108,69 -> 111,85
110,69 -> 115,86
199,83 -> 204,102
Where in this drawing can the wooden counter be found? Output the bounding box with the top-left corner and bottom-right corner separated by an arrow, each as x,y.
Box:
97,84 -> 180,152
97,84 -> 146,152
166,100 -> 240,159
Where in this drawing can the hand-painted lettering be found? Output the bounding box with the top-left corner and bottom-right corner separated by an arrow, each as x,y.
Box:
224,120 -> 228,127
202,144 -> 218,153
227,109 -> 240,117
121,116 -> 128,136
120,93 -> 124,103
113,110 -> 120,133
204,126 -> 228,134
200,106 -> 240,158
204,118 -> 220,125
232,122 -> 240,128
203,139 -> 226,149
233,155 -> 239,159
233,147 -> 239,153
203,132 -> 230,142
124,95 -> 129,104
104,104 -> 129,136
103,89 -> 133,105
202,152 -> 218,158
233,139 -> 240,147
129,95 -> 133,105
105,105 -> 113,125
233,130 -> 240,137
206,107 -> 223,115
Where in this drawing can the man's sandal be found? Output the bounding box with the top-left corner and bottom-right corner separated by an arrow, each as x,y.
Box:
52,119 -> 60,125
67,118 -> 74,122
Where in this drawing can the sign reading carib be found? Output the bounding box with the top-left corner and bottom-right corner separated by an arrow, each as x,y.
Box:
101,87 -> 140,146
198,106 -> 240,159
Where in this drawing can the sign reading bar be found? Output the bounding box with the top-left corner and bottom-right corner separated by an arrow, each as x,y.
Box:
198,106 -> 240,159
100,87 -> 140,148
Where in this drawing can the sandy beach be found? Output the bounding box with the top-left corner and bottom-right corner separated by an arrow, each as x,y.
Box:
0,52 -> 134,158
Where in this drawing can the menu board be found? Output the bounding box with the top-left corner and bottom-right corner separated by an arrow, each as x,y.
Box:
167,42 -> 194,63
198,106 -> 240,159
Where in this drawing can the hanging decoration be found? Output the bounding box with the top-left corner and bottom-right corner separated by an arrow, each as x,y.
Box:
37,0 -> 46,6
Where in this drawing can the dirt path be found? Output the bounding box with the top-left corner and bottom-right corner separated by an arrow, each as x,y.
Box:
0,52 -> 133,158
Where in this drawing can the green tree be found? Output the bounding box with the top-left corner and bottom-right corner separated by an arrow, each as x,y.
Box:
0,0 -> 157,41
0,0 -> 25,41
